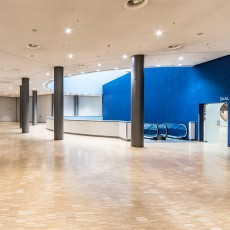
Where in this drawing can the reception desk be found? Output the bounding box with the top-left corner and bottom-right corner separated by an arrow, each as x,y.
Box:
46,117 -> 131,141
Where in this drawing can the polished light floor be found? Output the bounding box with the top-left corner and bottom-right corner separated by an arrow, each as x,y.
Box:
0,123 -> 230,230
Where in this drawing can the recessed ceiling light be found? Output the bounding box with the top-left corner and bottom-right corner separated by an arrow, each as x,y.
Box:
178,64 -> 182,66
81,72 -> 85,74
27,43 -> 40,49
114,67 -> 118,70
123,54 -> 128,59
155,29 -> 163,37
97,63 -> 101,67
65,27 -> 72,35
97,69 -> 100,72
9,87 -> 12,89
156,64 -> 161,67
68,53 -> 74,59
33,88 -> 35,90
30,81 -> 32,84
179,56 -> 184,61
46,72 -> 50,76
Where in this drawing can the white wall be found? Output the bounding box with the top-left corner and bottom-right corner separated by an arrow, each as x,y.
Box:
0,97 -> 17,121
78,96 -> 102,116
37,95 -> 52,122
16,95 -> 102,122
64,95 -> 75,116
17,94 -> 52,123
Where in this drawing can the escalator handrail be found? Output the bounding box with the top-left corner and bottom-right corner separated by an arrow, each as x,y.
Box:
163,123 -> 188,138
144,123 -> 159,139
157,123 -> 168,137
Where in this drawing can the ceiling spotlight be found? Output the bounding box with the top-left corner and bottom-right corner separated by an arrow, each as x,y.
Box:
9,87 -> 12,90
178,64 -> 182,66
81,72 -> 85,74
123,54 -> 128,59
68,53 -> 74,59
114,67 -> 118,70
97,63 -> 101,67
46,72 -> 50,76
156,64 -> 161,67
33,88 -> 36,90
97,69 -> 100,72
179,56 -> 184,61
30,81 -> 32,84
155,29 -> 163,37
65,27 -> 72,35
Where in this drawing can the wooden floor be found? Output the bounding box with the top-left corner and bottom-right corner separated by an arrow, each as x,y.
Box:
0,122 -> 230,230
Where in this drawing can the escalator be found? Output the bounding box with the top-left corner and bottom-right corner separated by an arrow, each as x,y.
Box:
144,123 -> 188,140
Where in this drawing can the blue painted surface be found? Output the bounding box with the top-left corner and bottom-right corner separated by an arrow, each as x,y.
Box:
102,55 -> 230,144
102,73 -> 131,121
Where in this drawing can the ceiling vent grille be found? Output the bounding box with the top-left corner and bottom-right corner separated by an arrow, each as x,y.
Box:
167,44 -> 183,50
124,0 -> 148,10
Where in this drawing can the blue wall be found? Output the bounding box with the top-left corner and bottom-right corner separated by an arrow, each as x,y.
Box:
102,55 -> 230,142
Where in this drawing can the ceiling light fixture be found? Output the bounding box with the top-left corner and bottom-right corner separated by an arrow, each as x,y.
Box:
68,53 -> 74,59
123,54 -> 128,59
178,64 -> 182,67
156,64 -> 161,67
155,29 -> 163,37
97,69 -> 100,72
46,72 -> 50,76
114,67 -> 118,70
179,56 -> 184,61
97,63 -> 101,67
65,27 -> 72,35
81,72 -> 85,74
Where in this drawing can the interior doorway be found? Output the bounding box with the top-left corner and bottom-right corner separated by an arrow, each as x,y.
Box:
204,102 -> 228,145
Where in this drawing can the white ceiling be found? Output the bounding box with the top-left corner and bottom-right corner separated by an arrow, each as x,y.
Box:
0,0 -> 229,96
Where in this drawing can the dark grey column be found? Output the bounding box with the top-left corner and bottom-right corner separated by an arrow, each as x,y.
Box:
198,104 -> 204,141
74,95 -> 78,116
22,78 -> 29,133
32,90 -> 37,125
20,85 -> 22,128
131,55 -> 144,147
54,66 -> 64,140
51,94 -> 54,116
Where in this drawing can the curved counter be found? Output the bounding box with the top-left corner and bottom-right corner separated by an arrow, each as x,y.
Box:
46,117 -> 131,141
